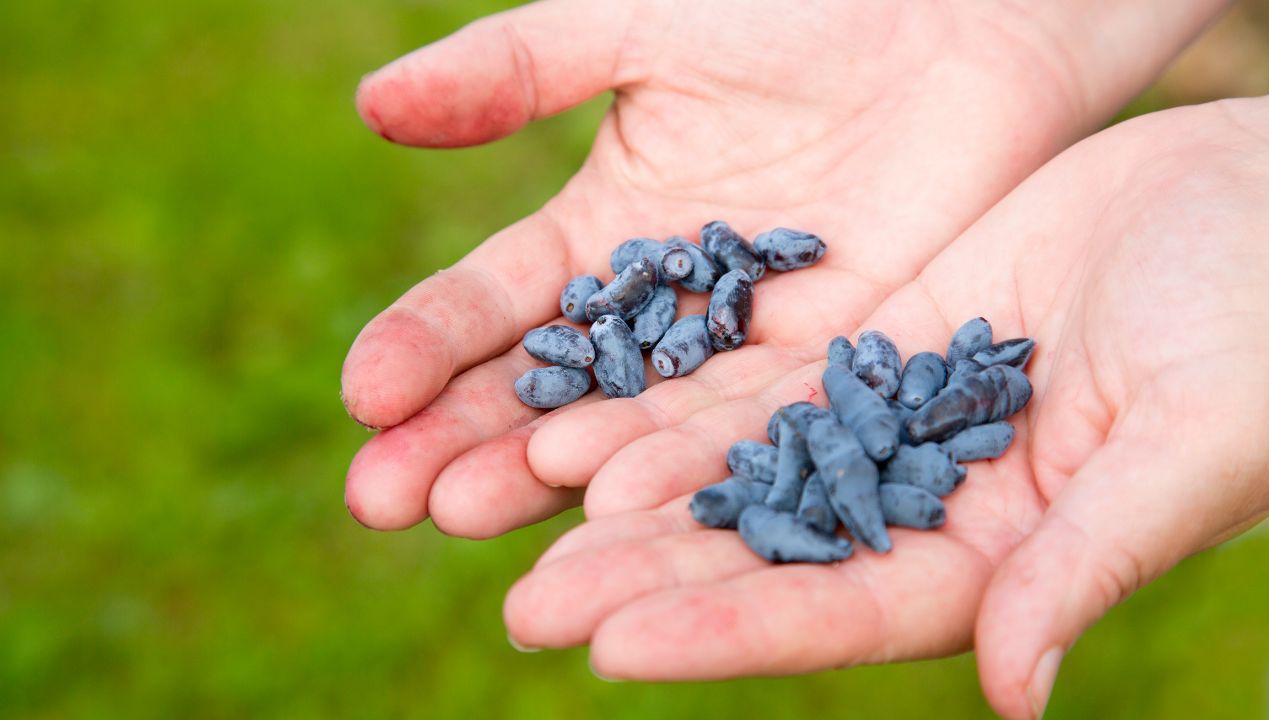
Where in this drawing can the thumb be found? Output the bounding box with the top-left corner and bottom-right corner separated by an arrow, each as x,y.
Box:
974,405 -> 1269,719
355,0 -> 640,147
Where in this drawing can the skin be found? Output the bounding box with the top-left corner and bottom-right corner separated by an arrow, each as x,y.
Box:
337,1 -> 1248,717
503,98 -> 1269,718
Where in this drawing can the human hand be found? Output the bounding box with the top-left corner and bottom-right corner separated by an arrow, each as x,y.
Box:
503,96 -> 1269,718
341,0 -> 1225,535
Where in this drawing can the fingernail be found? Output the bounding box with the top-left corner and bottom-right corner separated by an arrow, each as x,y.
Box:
507,633 -> 540,653
1027,646 -> 1064,719
588,657 -> 623,683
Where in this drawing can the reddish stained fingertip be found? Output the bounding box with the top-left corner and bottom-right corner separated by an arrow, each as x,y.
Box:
354,54 -> 532,148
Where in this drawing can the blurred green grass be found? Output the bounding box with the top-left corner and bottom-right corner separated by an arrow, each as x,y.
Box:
1,1 -> 1266,718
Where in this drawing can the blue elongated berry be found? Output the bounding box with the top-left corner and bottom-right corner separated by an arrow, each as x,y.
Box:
665,236 -> 721,293
706,268 -> 754,351
631,285 -> 677,350
766,419 -> 815,512
939,421 -> 1014,462
738,504 -> 853,564
585,257 -> 659,321
560,275 -> 603,324
827,336 -> 855,369
609,237 -> 661,274
822,365 -> 900,462
853,330 -> 902,398
650,314 -> 714,378
727,440 -> 778,484
589,315 -> 646,398
946,317 -> 993,366
796,472 -> 837,535
805,417 -> 891,553
701,220 -> 765,281
767,401 -> 817,445
897,351 -> 947,409
753,228 -> 826,271
690,476 -> 770,529
880,443 -> 962,497
522,325 -> 595,368
879,483 -> 946,529
972,338 -> 1035,369
514,366 -> 591,409
906,365 -> 1032,443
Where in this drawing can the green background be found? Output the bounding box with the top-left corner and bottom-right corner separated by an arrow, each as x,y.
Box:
2,1 -> 1266,717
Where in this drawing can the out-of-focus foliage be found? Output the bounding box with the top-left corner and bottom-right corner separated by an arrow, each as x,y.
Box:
0,1 -> 1265,717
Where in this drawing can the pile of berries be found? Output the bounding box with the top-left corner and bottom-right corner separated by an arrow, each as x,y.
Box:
513,221 -> 826,409
692,318 -> 1035,563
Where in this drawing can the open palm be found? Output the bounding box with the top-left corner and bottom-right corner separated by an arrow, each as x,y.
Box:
503,98 -> 1269,719
341,0 -> 1219,536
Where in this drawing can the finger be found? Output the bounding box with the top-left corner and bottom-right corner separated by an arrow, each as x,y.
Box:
356,0 -> 639,147
345,341 -> 569,530
533,499 -> 695,569
527,343 -> 806,487
428,409 -> 597,539
587,529 -> 994,680
505,513 -> 768,649
975,396 -> 1266,720
341,212 -> 571,429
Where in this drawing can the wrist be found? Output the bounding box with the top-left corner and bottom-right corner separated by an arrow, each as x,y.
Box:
988,0 -> 1232,132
